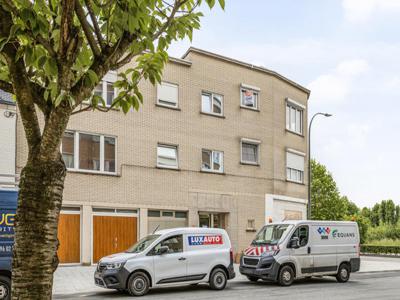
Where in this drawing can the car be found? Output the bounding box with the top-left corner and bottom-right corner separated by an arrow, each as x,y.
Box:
239,220 -> 360,286
94,227 -> 235,296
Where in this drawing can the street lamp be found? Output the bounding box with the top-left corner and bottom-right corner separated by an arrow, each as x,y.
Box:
307,112 -> 332,220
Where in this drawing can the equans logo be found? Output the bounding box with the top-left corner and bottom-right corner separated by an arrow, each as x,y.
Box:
188,235 -> 223,246
332,229 -> 355,238
317,227 -> 331,235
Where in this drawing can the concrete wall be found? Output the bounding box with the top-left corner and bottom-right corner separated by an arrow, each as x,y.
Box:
0,103 -> 16,185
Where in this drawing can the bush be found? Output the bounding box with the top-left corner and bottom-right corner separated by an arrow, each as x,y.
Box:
361,244 -> 400,255
367,224 -> 400,241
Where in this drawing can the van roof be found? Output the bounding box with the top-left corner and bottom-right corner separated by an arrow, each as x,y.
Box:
270,220 -> 357,226
154,227 -> 227,235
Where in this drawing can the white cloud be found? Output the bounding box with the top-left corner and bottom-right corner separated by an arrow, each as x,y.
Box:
342,0 -> 400,23
307,59 -> 369,104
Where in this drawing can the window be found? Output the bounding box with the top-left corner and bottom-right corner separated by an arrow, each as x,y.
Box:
94,80 -> 116,107
152,235 -> 183,254
202,149 -> 223,173
175,211 -> 187,219
157,82 -> 178,108
240,84 -> 260,109
201,92 -> 223,116
290,225 -> 309,247
286,150 -> 305,183
162,211 -> 174,217
157,144 -> 178,169
61,131 -> 117,174
148,210 -> 161,217
241,139 -> 260,164
286,99 -> 304,135
247,219 -> 256,230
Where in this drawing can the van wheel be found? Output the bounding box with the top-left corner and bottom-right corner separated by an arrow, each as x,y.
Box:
0,276 -> 10,300
278,265 -> 294,286
336,263 -> 350,283
246,276 -> 258,282
127,272 -> 150,296
209,268 -> 227,290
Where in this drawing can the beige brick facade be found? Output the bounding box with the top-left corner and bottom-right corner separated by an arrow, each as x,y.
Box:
15,48 -> 310,264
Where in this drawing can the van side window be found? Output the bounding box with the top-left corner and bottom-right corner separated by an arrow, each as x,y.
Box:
152,235 -> 183,254
290,225 -> 309,247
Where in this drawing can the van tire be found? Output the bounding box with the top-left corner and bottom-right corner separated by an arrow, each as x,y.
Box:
278,265 -> 294,286
127,272 -> 150,296
0,275 -> 10,300
336,263 -> 350,283
209,268 -> 227,290
246,276 -> 259,282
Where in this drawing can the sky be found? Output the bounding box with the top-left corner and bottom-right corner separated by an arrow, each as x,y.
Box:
167,0 -> 400,208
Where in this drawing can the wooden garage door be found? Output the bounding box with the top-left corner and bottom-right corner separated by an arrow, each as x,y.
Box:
93,216 -> 137,263
57,214 -> 80,263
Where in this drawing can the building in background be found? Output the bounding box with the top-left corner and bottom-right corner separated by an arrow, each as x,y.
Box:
16,48 -> 310,264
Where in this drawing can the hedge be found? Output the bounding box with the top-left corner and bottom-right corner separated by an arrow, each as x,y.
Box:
361,244 -> 400,255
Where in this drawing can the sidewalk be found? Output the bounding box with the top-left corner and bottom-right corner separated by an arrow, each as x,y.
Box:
53,256 -> 400,296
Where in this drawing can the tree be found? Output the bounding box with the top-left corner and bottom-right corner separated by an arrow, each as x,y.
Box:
371,203 -> 380,226
395,205 -> 400,225
343,196 -> 359,216
0,0 -> 224,298
311,159 -> 347,220
385,199 -> 396,225
361,207 -> 371,219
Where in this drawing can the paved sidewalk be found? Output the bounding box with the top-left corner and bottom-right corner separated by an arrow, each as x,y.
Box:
53,256 -> 400,296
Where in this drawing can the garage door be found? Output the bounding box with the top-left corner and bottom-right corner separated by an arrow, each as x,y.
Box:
58,212 -> 80,263
93,212 -> 137,263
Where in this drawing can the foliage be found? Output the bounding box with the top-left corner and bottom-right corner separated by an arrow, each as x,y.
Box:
360,244 -> 400,255
367,224 -> 400,241
366,239 -> 400,246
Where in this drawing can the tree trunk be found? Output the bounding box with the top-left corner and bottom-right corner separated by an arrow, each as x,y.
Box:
12,154 -> 66,300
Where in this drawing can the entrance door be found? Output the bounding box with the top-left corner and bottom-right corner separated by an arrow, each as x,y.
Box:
93,215 -> 137,263
288,225 -> 313,276
58,212 -> 80,263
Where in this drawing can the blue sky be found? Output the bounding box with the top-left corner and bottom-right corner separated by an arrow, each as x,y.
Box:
167,0 -> 400,208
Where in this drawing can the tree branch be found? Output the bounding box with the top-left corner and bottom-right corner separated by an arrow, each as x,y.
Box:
84,0 -> 105,49
74,0 -> 101,57
0,80 -> 13,94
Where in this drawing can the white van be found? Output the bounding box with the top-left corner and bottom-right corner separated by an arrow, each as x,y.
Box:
94,227 -> 235,296
239,220 -> 360,286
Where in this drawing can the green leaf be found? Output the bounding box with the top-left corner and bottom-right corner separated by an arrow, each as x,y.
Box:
44,57 -> 58,76
218,0 -> 225,9
86,70 -> 98,86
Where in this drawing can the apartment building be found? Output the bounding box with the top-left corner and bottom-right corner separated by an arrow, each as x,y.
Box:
15,48 -> 310,264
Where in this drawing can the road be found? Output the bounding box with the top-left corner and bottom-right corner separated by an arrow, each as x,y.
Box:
54,270 -> 400,300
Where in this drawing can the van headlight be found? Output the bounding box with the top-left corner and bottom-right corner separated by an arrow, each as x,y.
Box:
105,262 -> 124,270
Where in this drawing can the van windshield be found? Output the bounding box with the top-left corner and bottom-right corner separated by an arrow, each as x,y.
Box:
252,224 -> 293,246
126,234 -> 161,253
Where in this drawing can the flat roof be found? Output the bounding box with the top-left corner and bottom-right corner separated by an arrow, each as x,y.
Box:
181,47 -> 310,97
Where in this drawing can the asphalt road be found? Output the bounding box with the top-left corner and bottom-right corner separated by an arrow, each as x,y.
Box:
54,271 -> 400,300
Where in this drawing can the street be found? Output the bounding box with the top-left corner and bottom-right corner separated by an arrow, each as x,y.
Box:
54,270 -> 400,299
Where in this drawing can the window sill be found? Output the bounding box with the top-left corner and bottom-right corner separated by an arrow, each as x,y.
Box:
200,111 -> 225,119
240,105 -> 260,112
156,165 -> 181,171
286,179 -> 305,185
155,103 -> 181,111
200,169 -> 225,175
240,161 -> 260,166
285,128 -> 305,137
66,169 -> 119,177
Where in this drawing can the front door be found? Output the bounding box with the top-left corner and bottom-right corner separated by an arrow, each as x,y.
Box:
151,235 -> 187,284
289,225 -> 313,276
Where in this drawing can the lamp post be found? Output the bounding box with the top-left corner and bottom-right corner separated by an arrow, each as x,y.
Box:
307,112 -> 332,220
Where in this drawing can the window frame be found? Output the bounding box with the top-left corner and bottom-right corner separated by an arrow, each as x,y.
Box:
286,98 -> 305,135
240,138 -> 261,165
93,72 -> 117,107
61,130 -> 117,175
148,234 -> 183,256
157,81 -> 179,108
201,91 -> 224,117
201,149 -> 224,173
240,84 -> 260,110
288,225 -> 309,248
286,148 -> 305,184
156,143 -> 179,170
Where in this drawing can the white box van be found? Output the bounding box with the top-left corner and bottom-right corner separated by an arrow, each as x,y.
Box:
94,227 -> 235,296
239,220 -> 360,286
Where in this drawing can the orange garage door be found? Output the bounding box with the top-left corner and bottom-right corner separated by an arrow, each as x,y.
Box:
57,214 -> 80,263
93,215 -> 137,263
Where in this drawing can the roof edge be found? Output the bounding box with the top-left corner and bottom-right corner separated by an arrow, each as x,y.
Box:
168,56 -> 192,67
182,47 -> 310,97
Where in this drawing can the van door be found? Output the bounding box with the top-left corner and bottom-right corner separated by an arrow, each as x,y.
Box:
151,235 -> 187,284
311,225 -> 338,274
288,225 -> 313,276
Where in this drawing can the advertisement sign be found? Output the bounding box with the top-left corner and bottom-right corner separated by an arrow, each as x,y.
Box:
188,235 -> 223,246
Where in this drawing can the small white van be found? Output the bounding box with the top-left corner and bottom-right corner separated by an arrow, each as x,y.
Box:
239,220 -> 360,286
94,227 -> 235,296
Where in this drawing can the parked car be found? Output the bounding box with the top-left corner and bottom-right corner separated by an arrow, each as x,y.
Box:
94,227 -> 235,296
239,220 -> 360,286
0,189 -> 17,300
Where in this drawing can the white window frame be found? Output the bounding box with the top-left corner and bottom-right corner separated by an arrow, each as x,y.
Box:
93,71 -> 117,107
157,81 -> 179,108
240,83 -> 260,110
286,98 -> 305,135
240,138 -> 261,165
157,144 -> 179,169
201,149 -> 224,173
286,148 -> 305,184
201,91 -> 224,116
61,130 -> 117,175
